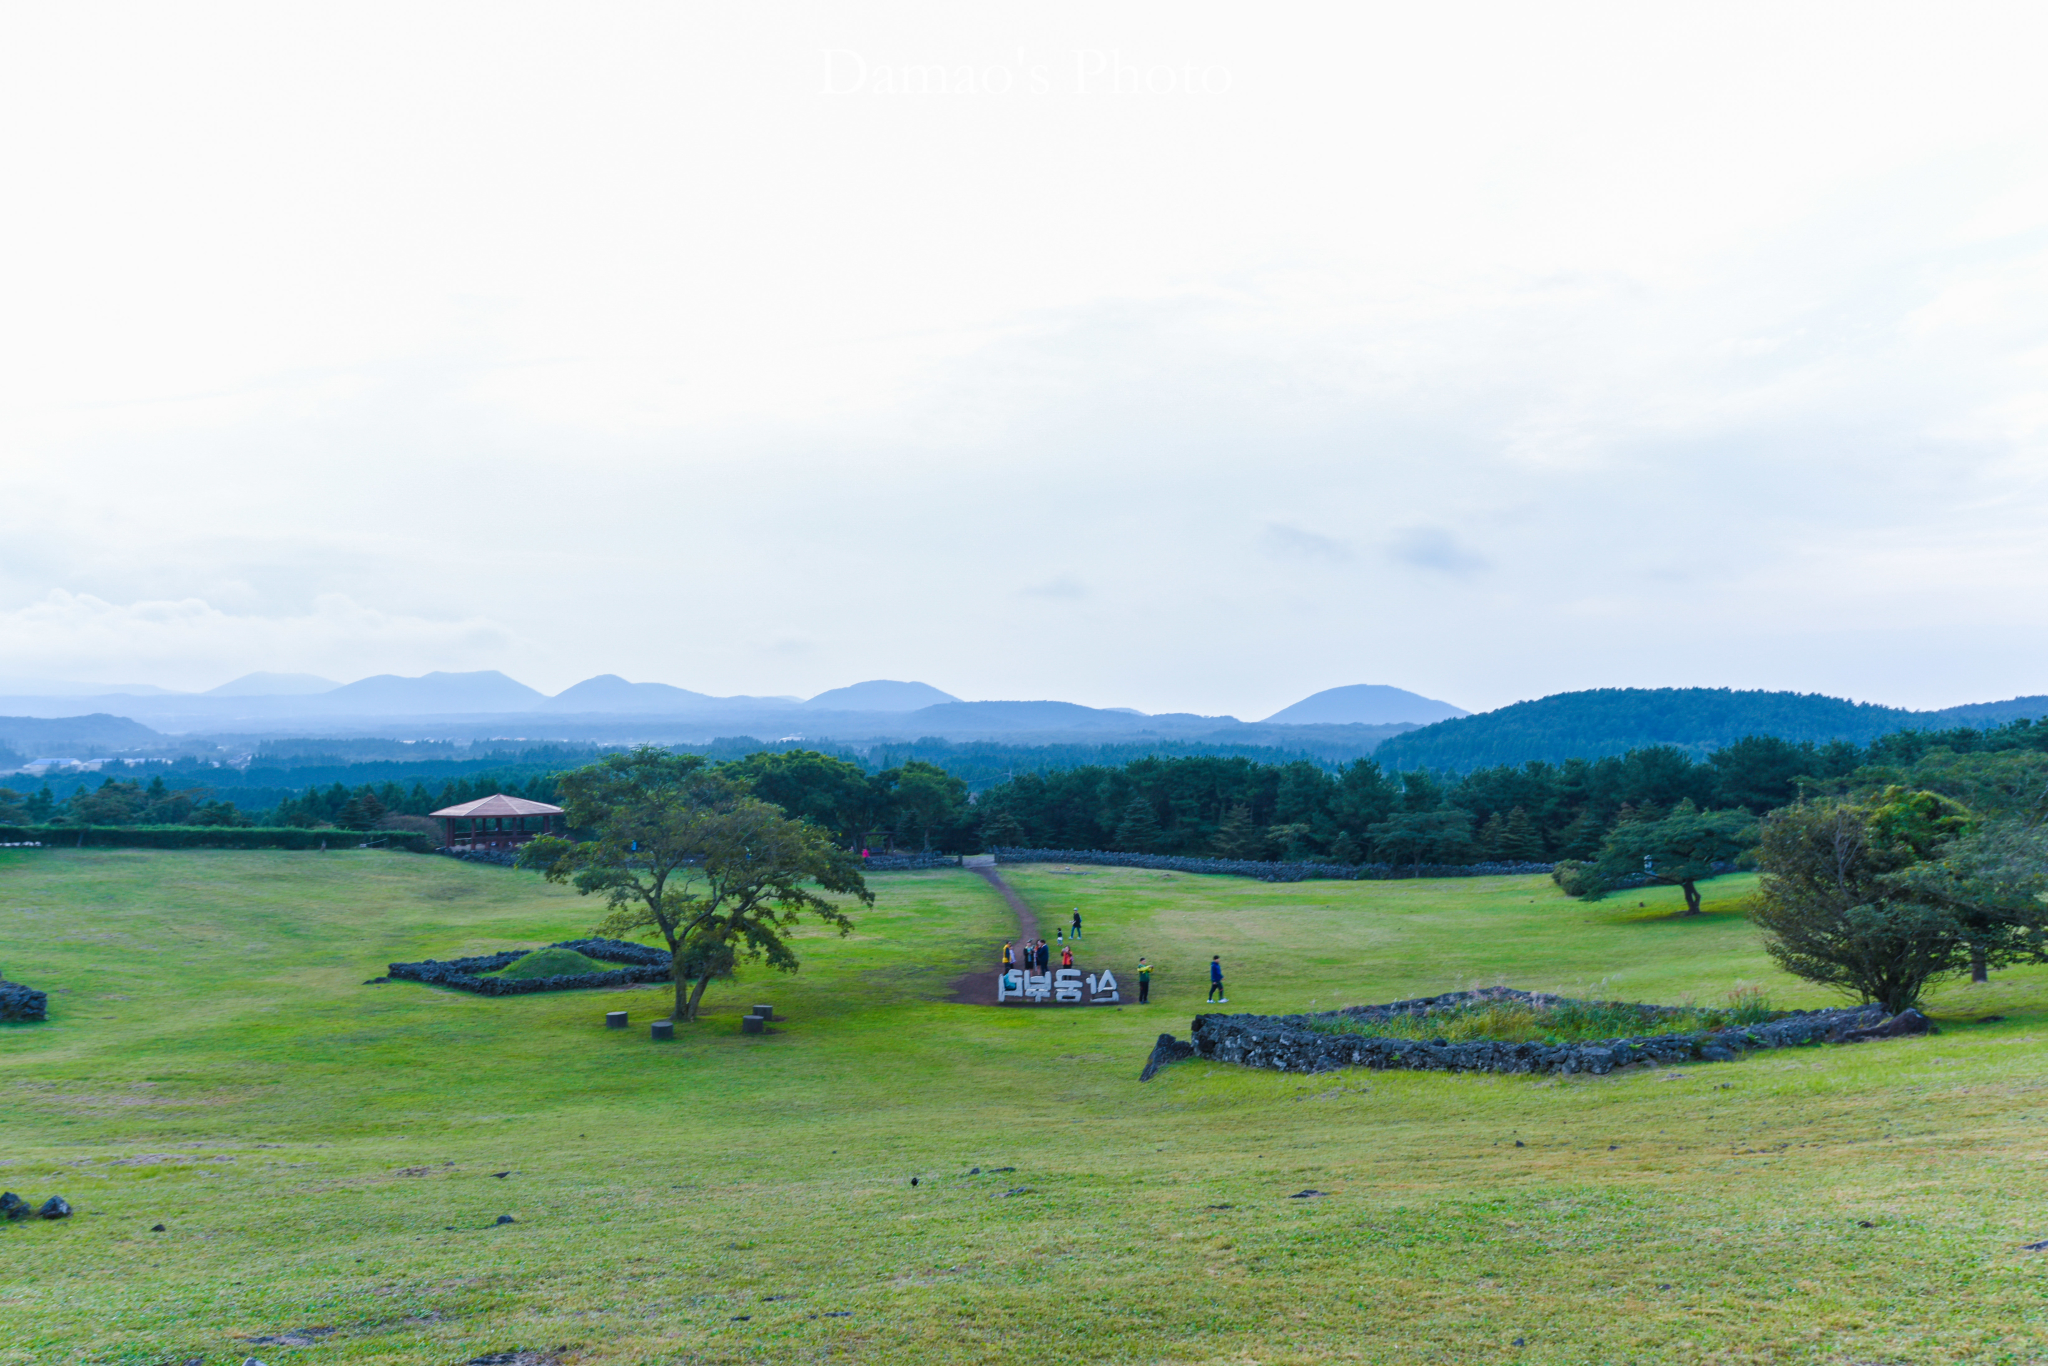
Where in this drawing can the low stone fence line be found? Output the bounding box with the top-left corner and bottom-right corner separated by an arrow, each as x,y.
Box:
0,980 -> 48,1023
0,842 -> 43,849
860,852 -> 962,871
992,848 -> 1555,883
1139,988 -> 1929,1080
384,937 -> 672,995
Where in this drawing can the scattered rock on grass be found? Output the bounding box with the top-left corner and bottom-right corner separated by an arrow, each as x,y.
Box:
1288,1190 -> 1328,1199
247,1328 -> 335,1347
2024,1239 -> 2048,1252
1978,1015 -> 2006,1024
152,1223 -> 166,1231
38,1196 -> 71,1219
494,1215 -> 516,1225
0,1193 -> 28,1220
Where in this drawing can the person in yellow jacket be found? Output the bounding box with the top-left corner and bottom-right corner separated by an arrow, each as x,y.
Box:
1137,957 -> 1151,1004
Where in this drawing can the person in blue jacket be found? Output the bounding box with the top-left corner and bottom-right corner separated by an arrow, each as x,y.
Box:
1207,955 -> 1226,1003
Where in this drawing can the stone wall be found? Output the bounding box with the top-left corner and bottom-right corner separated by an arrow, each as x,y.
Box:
0,980 -> 47,1023
859,852 -> 962,871
994,847 -> 1555,883
1140,988 -> 1928,1080
384,937 -> 672,995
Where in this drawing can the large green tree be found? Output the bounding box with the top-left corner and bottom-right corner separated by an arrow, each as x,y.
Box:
520,747 -> 871,1022
1887,817 -> 2048,984
1749,789 -> 1977,1013
1581,800 -> 1755,914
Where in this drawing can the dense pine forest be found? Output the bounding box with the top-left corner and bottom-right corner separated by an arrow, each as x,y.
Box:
7,718 -> 2047,867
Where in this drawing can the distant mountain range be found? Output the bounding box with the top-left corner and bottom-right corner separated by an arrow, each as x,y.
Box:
0,671 -> 1463,738
5,676 -> 2044,772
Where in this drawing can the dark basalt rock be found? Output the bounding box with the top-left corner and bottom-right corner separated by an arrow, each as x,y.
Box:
384,937 -> 673,996
1142,987 -> 1924,1080
38,1196 -> 71,1219
0,980 -> 47,1022
0,1192 -> 29,1220
1139,1032 -> 1198,1081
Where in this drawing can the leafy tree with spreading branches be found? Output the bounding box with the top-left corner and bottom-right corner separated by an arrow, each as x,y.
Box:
519,747 -> 871,1023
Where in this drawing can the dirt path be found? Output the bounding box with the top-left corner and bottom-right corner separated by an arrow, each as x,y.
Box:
973,865 -> 1040,943
951,865 -> 1120,1007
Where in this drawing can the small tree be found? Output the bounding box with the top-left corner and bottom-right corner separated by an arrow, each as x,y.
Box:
1328,829 -> 1364,865
520,747 -> 871,1022
1210,803 -> 1265,859
1501,807 -> 1546,862
886,760 -> 968,852
1366,807 -> 1473,875
1888,818 -> 2048,984
1584,800 -> 1753,914
979,808 -> 1026,849
1749,792 -> 1975,1013
1113,796 -> 1164,852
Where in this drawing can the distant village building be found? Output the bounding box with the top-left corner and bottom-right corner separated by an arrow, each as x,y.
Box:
430,793 -> 565,850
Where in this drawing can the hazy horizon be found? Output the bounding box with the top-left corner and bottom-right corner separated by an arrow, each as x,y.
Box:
8,4 -> 2048,717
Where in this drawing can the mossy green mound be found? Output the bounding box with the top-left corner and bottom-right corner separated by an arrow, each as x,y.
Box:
489,946 -> 610,979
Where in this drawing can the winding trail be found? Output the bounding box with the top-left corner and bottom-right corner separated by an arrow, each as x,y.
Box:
949,862 -> 1119,1007
972,864 -> 1041,944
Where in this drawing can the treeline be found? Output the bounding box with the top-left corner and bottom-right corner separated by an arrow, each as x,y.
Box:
967,721 -> 2048,863
10,717 -> 2048,860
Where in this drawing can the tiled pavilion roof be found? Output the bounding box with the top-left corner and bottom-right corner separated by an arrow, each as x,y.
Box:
429,793 -> 564,819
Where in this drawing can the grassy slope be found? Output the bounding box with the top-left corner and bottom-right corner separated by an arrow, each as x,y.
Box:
1,850 -> 2044,1366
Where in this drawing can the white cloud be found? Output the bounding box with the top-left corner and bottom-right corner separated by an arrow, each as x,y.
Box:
4,3 -> 2048,714
0,592 -> 515,693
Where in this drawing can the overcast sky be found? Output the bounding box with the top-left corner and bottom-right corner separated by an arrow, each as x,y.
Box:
5,2 -> 2048,717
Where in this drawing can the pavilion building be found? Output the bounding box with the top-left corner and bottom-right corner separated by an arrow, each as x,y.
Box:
430,793 -> 566,850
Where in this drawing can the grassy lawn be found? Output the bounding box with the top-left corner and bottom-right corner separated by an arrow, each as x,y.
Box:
2,849 -> 2046,1365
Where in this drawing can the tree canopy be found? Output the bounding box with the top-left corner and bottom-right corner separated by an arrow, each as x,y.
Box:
519,747 -> 871,1022
1572,801 -> 1755,914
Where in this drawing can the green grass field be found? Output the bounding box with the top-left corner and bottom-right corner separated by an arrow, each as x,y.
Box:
3,849 -> 2046,1365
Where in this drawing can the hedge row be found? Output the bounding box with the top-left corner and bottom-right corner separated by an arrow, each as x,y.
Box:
990,847 -> 1556,883
0,825 -> 434,852
384,937 -> 673,995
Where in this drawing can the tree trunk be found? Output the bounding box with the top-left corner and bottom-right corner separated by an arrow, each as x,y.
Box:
1680,880 -> 1702,915
685,971 -> 715,1020
672,956 -> 689,1022
1971,941 -> 1988,985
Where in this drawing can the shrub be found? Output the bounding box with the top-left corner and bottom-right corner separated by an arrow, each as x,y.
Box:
1749,794 -> 1977,1013
1550,860 -> 1607,898
490,947 -> 609,980
0,825 -> 432,852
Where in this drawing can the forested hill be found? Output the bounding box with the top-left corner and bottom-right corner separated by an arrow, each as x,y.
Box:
1370,687 -> 2048,772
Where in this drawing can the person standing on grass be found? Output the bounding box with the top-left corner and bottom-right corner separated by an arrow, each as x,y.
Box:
1207,955 -> 1226,1003
1137,957 -> 1151,1004
1061,942 -> 1074,969
1072,910 -> 1082,939
1038,939 -> 1050,972
1002,941 -> 1014,971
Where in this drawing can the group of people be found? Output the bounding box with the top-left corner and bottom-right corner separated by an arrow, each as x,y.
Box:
1003,936 -> 1076,972
994,905 -> 1234,1008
